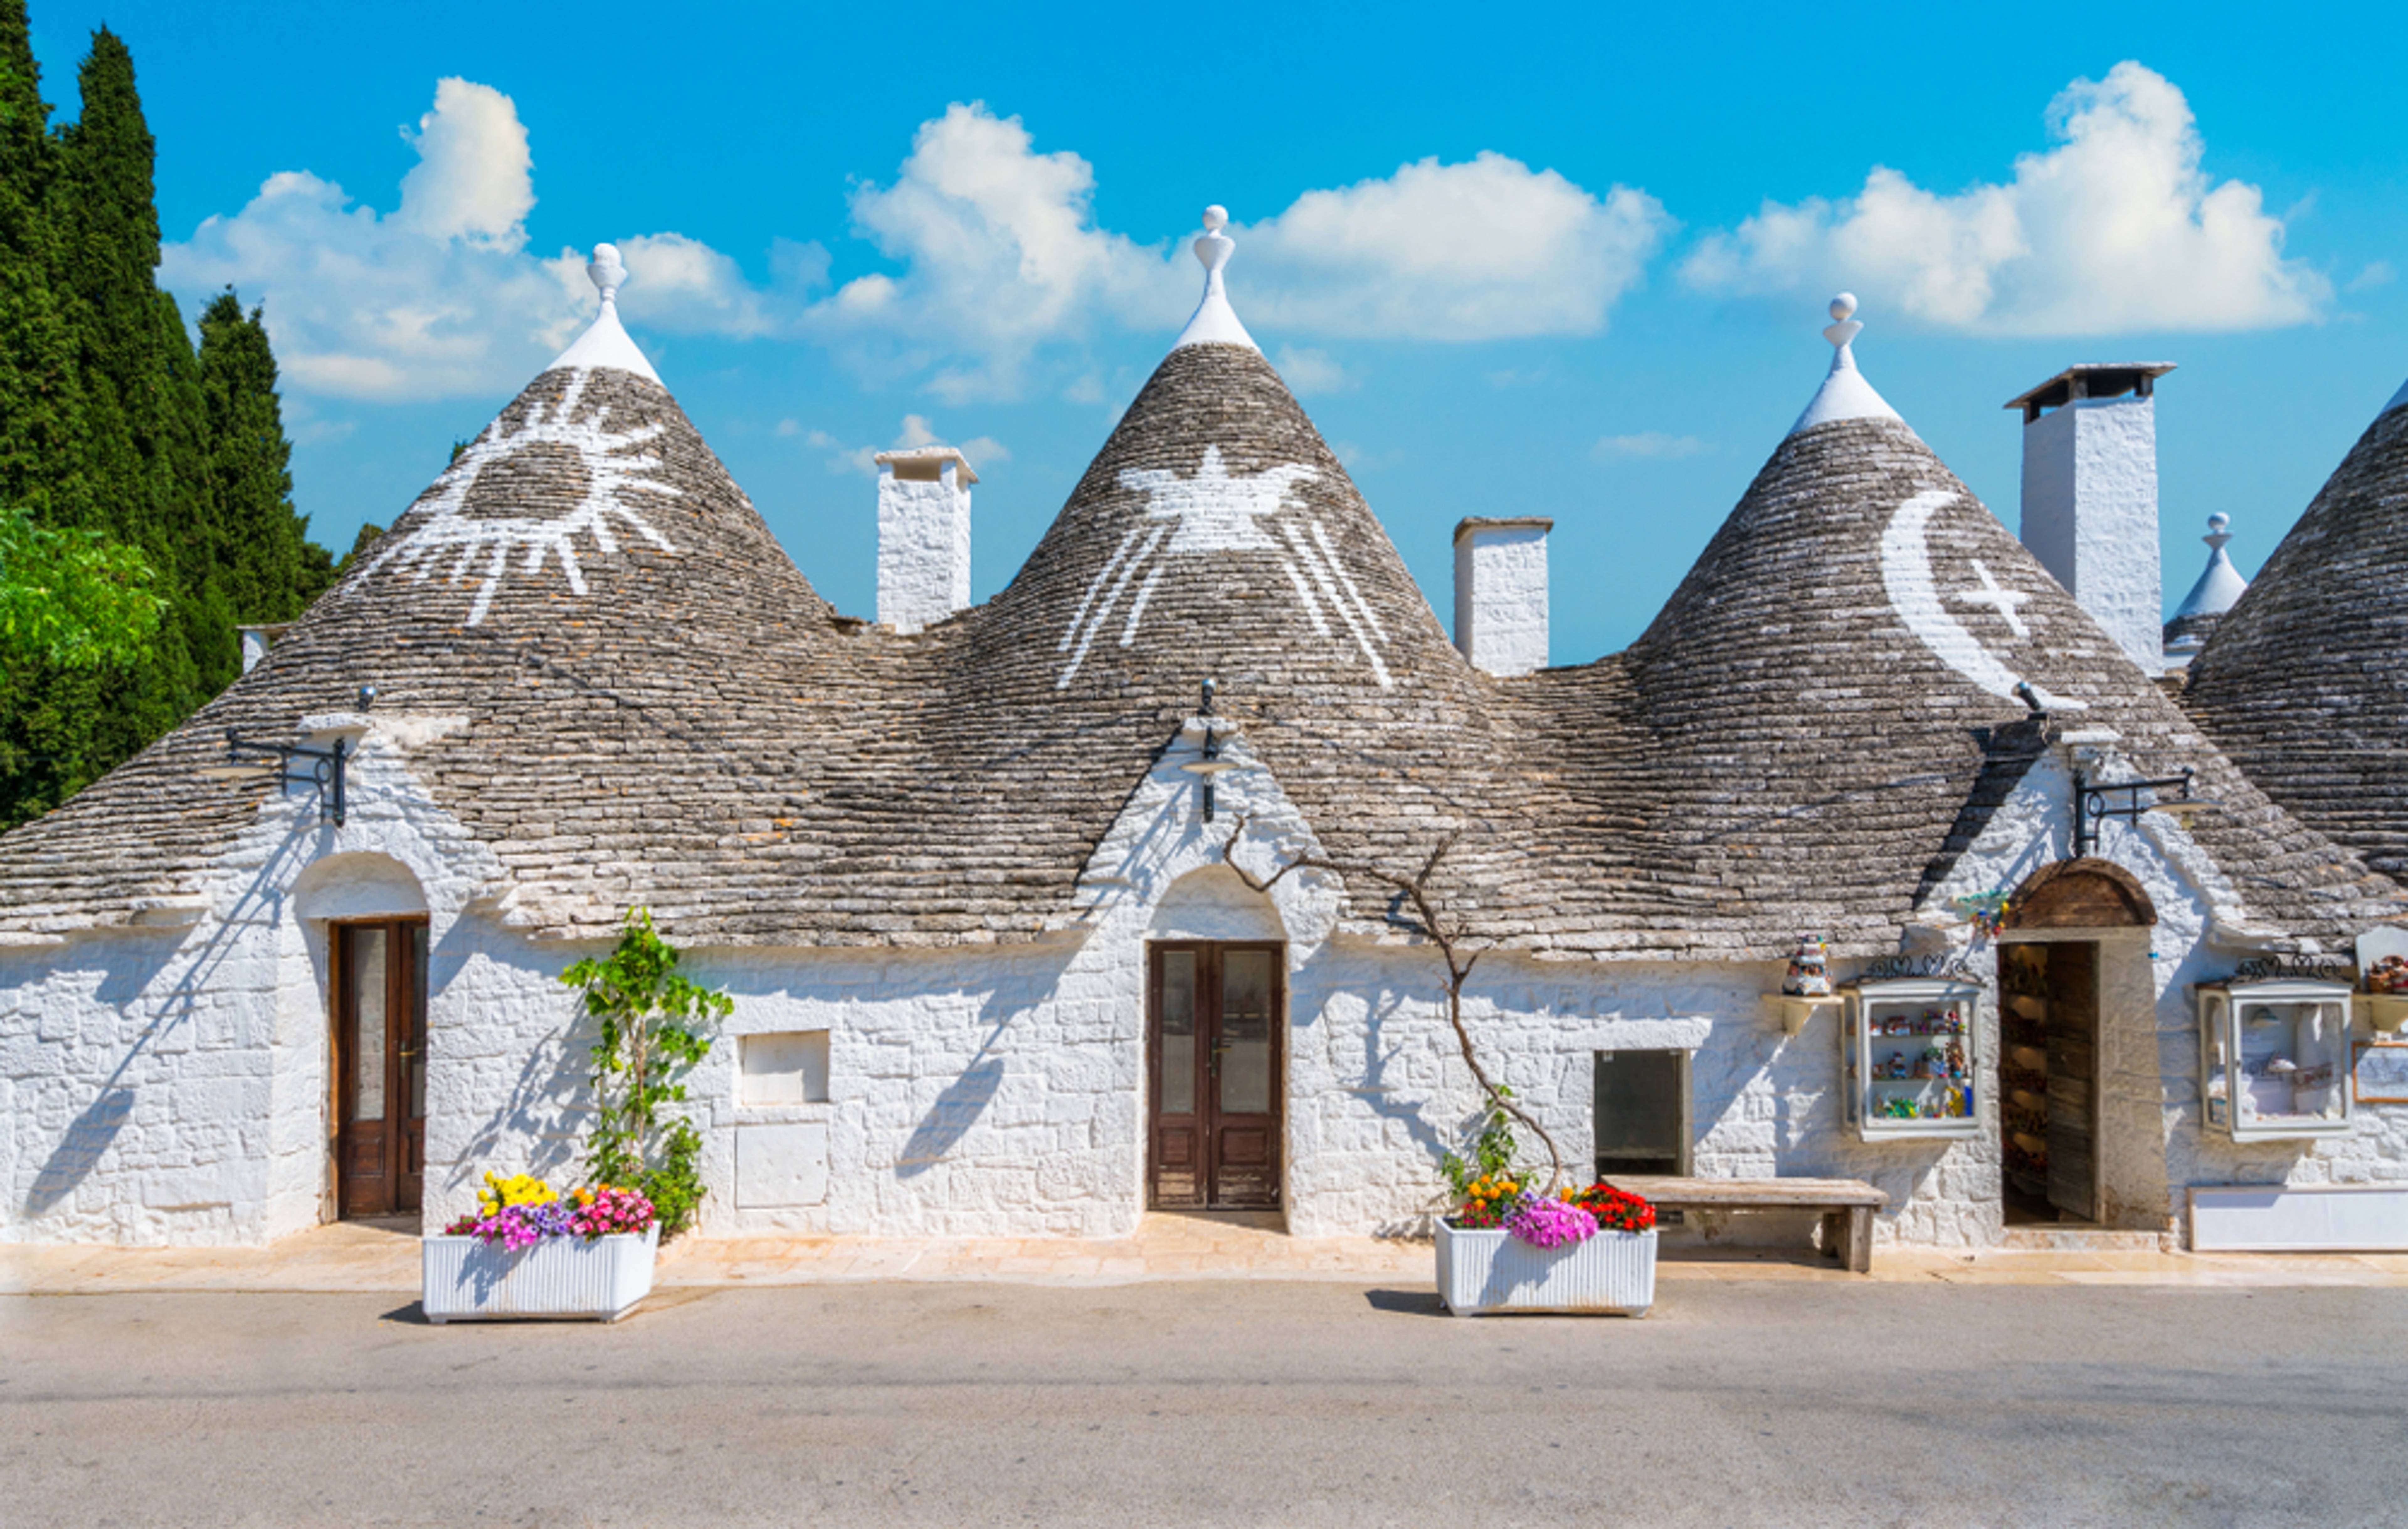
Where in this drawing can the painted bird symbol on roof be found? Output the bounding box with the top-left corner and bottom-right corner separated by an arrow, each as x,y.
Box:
1055,446 -> 1392,689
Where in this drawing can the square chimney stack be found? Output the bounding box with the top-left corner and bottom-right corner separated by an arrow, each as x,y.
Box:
875,446 -> 976,634
2005,363 -> 2175,676
1452,517 -> 1551,677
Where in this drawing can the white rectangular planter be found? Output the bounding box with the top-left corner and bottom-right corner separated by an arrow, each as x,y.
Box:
421,1226 -> 659,1323
1436,1222 -> 1656,1316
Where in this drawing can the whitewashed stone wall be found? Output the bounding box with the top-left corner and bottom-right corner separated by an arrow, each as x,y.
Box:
7,718 -> 2406,1250
1921,742 -> 2408,1241
1,711 -> 497,1245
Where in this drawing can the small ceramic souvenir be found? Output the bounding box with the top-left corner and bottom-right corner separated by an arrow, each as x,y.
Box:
1783,938 -> 1832,997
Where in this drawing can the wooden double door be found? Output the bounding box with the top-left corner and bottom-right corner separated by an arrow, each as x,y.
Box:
1148,942 -> 1282,1210
332,920 -> 428,1218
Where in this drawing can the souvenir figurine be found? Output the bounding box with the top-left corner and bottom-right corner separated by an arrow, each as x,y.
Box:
2367,954 -> 2408,995
1783,938 -> 1833,998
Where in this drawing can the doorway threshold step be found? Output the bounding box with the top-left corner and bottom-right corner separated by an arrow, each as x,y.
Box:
1997,1225 -> 2174,1253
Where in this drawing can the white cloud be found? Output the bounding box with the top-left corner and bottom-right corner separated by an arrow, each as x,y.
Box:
393,79 -> 533,247
2348,261 -> 2396,293
1593,432 -> 1708,461
162,79 -> 812,402
809,107 -> 1666,397
1682,63 -> 2327,335
1239,153 -> 1668,340
1272,346 -> 1354,395
166,87 -> 1667,408
797,414 -> 1010,479
815,103 -> 1181,402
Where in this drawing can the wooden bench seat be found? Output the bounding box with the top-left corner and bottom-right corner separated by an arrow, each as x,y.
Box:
1608,1175 -> 1886,1273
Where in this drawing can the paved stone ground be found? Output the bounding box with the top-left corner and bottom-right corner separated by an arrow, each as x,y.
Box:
11,1212 -> 2408,1295
6,1277 -> 2407,1527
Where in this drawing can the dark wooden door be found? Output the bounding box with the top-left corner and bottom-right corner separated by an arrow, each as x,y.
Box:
2043,942 -> 2099,1222
334,920 -> 428,1217
1148,942 -> 1282,1210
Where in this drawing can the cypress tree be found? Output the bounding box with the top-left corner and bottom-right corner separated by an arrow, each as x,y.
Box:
0,0 -> 88,527
198,291 -> 322,620
54,26 -> 214,722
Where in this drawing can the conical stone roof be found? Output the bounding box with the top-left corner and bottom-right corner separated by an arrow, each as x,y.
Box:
0,256 -> 849,940
922,334 -> 1533,933
1503,316 -> 2400,956
2184,393 -> 2408,881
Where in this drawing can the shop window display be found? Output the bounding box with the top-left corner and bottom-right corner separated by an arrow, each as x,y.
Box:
2196,977 -> 2354,1141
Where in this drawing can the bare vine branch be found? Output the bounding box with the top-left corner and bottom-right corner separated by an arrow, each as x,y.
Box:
1220,818 -> 1567,1192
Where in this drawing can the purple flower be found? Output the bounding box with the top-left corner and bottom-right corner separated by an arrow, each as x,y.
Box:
1506,1195 -> 1599,1250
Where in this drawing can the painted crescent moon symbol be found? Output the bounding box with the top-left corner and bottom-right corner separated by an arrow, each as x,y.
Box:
1880,489 -> 2086,711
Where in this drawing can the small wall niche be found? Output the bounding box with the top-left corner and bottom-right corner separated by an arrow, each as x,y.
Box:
740,1031 -> 830,1106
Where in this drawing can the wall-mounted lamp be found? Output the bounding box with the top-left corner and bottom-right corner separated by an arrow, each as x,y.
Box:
2073,766 -> 2216,858
1178,678 -> 1240,822
197,729 -> 348,826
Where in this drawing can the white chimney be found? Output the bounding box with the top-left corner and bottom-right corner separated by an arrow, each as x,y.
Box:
236,622 -> 293,674
2006,363 -> 2175,676
1452,517 -> 1551,677
875,446 -> 976,634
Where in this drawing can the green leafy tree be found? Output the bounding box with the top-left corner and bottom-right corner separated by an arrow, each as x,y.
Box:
560,909 -> 729,1239
0,10 -> 333,831
0,504 -> 164,669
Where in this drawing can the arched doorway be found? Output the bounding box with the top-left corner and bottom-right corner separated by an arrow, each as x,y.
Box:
1997,859 -> 2155,1227
1146,867 -> 1286,1213
294,855 -> 430,1220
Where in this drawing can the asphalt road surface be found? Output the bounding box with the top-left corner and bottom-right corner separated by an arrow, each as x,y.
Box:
5,1278 -> 2406,1527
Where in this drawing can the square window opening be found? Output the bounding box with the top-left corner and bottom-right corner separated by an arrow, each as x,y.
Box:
1593,1049 -> 1690,1179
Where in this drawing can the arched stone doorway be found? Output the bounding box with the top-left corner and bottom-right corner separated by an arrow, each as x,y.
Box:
1996,858 -> 2156,1231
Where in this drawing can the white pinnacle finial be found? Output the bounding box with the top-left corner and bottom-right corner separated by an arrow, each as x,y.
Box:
542,240 -> 661,383
587,243 -> 627,310
1194,205 -> 1234,274
2205,512 -> 2232,547
1788,290 -> 1899,435
1824,292 -> 1863,350
1173,203 -> 1256,351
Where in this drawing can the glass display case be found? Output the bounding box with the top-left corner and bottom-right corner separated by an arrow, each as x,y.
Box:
1841,977 -> 1982,1141
2196,978 -> 2354,1141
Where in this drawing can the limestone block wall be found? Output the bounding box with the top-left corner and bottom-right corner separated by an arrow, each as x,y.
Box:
9,711 -> 2408,1251
1921,742 -> 2408,1240
1,713 -> 501,1246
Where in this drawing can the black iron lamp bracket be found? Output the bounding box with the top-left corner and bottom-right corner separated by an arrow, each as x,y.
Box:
1177,678 -> 1240,822
220,729 -> 349,826
2072,767 -> 2195,859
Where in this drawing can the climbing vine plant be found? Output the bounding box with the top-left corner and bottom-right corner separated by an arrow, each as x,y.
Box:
560,908 -> 730,1238
1222,825 -> 1571,1198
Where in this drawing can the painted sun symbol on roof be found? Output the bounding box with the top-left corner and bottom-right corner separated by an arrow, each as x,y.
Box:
1057,446 -> 1392,689
368,368 -> 681,625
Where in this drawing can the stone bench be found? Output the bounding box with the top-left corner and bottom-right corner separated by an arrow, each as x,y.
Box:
1609,1175 -> 1887,1273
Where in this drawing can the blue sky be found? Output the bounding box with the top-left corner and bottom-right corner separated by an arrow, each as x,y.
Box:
27,1 -> 2408,663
